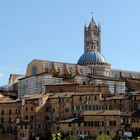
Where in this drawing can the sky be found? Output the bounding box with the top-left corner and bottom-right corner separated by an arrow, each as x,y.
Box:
0,0 -> 140,85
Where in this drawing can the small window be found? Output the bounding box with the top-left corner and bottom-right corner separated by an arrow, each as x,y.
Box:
32,65 -> 38,75
79,96 -> 82,101
80,105 -> 83,110
107,131 -> 109,135
69,123 -> 71,127
20,133 -> 24,137
9,110 -> 12,115
46,107 -> 50,112
93,105 -> 98,110
86,96 -> 90,101
1,118 -> 4,123
94,96 -> 97,101
78,122 -> 81,127
109,120 -> 116,126
73,106 -> 77,111
9,117 -> 11,123
46,116 -> 50,120
38,124 -> 41,128
25,116 -> 28,120
25,125 -> 27,129
30,115 -> 34,120
1,110 -> 4,115
31,107 -> 33,111
20,125 -> 23,129
85,105 -> 91,110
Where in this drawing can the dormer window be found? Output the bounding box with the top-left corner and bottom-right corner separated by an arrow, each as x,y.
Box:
32,65 -> 38,75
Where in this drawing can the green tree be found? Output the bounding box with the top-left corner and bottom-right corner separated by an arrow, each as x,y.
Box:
96,134 -> 112,140
65,135 -> 78,140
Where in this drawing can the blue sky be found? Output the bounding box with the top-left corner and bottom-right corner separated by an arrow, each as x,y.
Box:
0,0 -> 140,85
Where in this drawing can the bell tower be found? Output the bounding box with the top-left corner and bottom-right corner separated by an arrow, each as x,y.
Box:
84,17 -> 101,53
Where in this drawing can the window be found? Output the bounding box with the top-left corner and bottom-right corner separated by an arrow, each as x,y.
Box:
69,123 -> 71,127
52,108 -> 55,113
80,105 -> 83,110
9,117 -> 11,123
65,108 -> 69,112
76,105 -> 80,110
20,133 -> 24,137
25,125 -> 27,129
85,105 -> 91,110
45,67 -> 49,73
107,131 -> 109,135
84,122 -> 87,126
46,107 -> 50,112
73,106 -> 77,111
86,96 -> 90,101
94,96 -> 97,101
1,110 -> 4,115
9,110 -> 11,115
20,125 -> 23,129
1,118 -> 4,123
99,121 -> 104,126
25,116 -> 28,120
78,122 -> 81,127
109,120 -> 116,126
32,65 -> 38,75
93,105 -> 98,110
26,107 -> 28,112
46,116 -> 50,120
31,107 -> 33,111
79,96 -> 82,102
10,126 -> 12,133
59,98 -> 64,103
15,109 -> 20,114
30,115 -> 34,121
38,124 -> 41,128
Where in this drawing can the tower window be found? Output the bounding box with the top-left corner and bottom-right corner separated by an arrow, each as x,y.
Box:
32,65 -> 38,75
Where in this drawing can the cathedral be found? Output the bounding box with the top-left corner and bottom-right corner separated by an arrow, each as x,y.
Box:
10,17 -> 140,96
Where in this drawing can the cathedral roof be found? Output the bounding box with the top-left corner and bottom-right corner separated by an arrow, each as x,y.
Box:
77,50 -> 106,65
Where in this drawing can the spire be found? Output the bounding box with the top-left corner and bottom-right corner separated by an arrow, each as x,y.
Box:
91,16 -> 94,23
84,16 -> 101,53
88,17 -> 96,30
84,23 -> 87,31
90,12 -> 94,23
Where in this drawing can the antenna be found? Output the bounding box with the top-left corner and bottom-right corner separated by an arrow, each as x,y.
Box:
91,12 -> 93,15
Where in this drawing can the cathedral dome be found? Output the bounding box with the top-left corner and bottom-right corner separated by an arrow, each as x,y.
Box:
77,51 -> 106,65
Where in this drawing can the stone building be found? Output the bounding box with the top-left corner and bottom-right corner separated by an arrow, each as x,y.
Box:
14,17 -> 140,98
1,17 -> 140,139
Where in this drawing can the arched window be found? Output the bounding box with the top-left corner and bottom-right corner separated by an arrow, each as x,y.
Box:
32,65 -> 38,75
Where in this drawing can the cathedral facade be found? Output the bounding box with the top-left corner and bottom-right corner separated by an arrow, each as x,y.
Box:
15,17 -> 140,97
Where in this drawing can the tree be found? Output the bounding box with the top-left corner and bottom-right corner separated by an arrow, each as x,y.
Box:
65,135 -> 78,140
96,134 -> 112,140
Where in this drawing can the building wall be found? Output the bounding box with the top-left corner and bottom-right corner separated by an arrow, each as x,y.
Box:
59,114 -> 121,138
0,102 -> 21,135
18,74 -> 63,96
